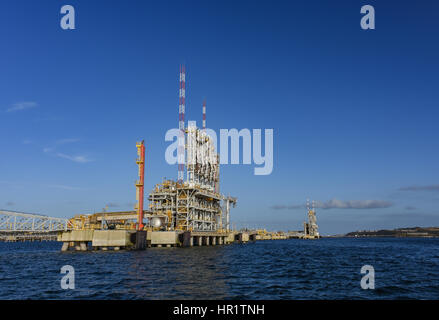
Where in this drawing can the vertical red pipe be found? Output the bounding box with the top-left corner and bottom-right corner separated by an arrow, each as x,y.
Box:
137,141 -> 145,230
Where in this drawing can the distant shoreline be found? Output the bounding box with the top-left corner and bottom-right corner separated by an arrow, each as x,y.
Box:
325,226 -> 439,238
324,235 -> 439,239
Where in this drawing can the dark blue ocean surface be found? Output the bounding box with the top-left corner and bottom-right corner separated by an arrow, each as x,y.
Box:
0,238 -> 438,299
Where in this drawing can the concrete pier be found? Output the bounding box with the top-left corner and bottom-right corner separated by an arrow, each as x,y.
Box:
146,231 -> 179,247
59,230 -> 134,252
58,229 -> 261,251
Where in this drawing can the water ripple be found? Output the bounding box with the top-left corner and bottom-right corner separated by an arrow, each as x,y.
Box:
0,238 -> 438,299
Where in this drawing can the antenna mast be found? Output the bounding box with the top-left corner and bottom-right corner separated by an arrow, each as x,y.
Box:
202,99 -> 206,129
178,65 -> 186,183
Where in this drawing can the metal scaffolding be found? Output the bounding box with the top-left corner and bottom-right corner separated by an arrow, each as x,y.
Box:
148,123 -> 231,232
148,179 -> 223,232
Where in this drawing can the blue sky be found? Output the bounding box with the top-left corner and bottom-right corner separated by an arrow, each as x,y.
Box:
1,0 -> 439,234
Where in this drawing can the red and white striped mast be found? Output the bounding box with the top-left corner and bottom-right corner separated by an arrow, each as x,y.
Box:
178,65 -> 186,183
202,99 -> 206,129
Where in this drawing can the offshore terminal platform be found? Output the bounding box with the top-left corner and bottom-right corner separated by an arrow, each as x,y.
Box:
0,66 -> 319,249
58,65 -> 244,251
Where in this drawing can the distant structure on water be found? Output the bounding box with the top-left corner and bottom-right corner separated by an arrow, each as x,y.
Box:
303,199 -> 320,239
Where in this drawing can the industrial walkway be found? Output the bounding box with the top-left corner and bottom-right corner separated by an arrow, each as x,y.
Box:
0,210 -> 71,235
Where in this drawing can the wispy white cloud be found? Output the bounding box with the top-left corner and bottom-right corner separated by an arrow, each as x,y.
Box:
22,139 -> 32,145
6,101 -> 38,113
56,153 -> 93,163
271,199 -> 393,210
316,199 -> 393,209
42,139 -> 92,164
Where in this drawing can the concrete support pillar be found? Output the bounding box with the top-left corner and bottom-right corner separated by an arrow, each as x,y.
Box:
238,233 -> 249,243
113,246 -> 120,251
212,237 -> 216,245
61,242 -> 69,252
101,247 -> 108,251
189,237 -> 194,247
218,237 -> 223,245
135,230 -> 147,250
197,236 -> 202,246
166,244 -> 171,247
205,236 -> 210,246
80,242 -> 87,251
75,242 -> 81,251
157,244 -> 162,247
182,231 -> 192,247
